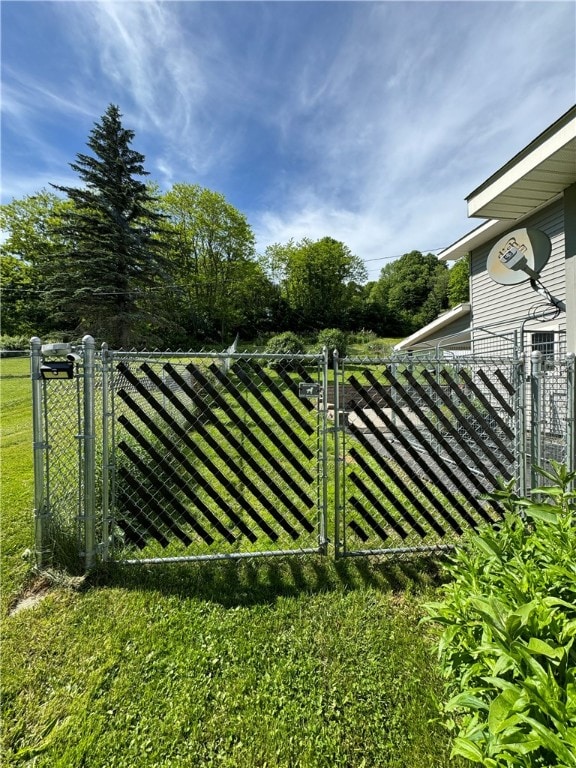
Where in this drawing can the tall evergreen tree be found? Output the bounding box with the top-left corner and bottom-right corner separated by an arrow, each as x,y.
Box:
50,104 -> 168,347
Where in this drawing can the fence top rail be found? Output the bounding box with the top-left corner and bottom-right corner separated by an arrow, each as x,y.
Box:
107,350 -> 325,362
342,354 -> 527,366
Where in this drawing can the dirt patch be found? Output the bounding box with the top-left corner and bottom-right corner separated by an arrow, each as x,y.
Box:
7,572 -> 86,616
7,575 -> 52,616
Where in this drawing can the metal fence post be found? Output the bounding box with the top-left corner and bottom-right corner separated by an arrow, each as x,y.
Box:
100,342 -> 110,562
515,356 -> 528,497
530,350 -> 542,489
30,337 -> 48,567
567,354 -> 575,485
82,335 -> 96,569
319,347 -> 329,554
333,350 -> 341,558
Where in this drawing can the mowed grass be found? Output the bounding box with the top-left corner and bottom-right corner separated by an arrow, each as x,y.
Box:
1,355 -> 466,768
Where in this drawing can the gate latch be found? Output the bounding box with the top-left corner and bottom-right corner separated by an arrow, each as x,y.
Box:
299,382 -> 321,398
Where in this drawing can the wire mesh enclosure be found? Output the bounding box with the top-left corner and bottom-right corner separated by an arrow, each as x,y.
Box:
30,337 -> 575,571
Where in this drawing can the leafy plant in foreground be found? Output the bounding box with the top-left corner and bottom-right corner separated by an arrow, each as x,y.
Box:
426,462 -> 576,767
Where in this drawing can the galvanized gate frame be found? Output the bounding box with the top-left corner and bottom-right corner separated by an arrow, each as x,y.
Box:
106,348 -> 330,565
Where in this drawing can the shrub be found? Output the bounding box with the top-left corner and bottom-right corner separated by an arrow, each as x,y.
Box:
264,331 -> 305,355
426,462 -> 576,767
316,328 -> 348,363
0,334 -> 30,355
264,332 -> 305,371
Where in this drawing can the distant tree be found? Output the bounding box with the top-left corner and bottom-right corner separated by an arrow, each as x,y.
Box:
159,183 -> 272,342
375,250 -> 449,335
264,237 -> 367,331
365,279 -> 394,336
0,191 -> 72,335
448,255 -> 470,306
49,104 -> 169,347
316,327 -> 348,363
0,255 -> 34,335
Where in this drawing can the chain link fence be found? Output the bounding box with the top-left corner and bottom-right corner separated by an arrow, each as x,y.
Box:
31,336 -> 575,571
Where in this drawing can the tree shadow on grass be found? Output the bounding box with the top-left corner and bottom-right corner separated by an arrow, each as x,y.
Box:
88,553 -> 449,609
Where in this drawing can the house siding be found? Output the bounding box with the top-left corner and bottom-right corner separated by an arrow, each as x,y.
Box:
470,197 -> 566,349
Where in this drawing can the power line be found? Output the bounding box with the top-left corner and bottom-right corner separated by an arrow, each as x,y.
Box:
362,248 -> 448,264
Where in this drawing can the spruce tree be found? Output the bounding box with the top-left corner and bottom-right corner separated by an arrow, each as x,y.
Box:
50,104 -> 168,347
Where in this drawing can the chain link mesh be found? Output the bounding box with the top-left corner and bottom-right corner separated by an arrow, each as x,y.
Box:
40,373 -> 83,568
335,354 -> 524,558
108,350 -> 326,563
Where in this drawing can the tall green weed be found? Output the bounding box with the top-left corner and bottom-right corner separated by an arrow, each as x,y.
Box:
426,462 -> 576,767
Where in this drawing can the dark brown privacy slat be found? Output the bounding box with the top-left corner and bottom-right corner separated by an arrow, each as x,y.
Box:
438,369 -> 514,461
118,414 -> 236,544
117,462 -> 182,547
493,367 -> 517,396
235,360 -> 315,435
140,364 -> 302,540
348,495 -> 389,541
347,519 -> 370,543
207,363 -> 314,483
180,363 -> 314,506
118,442 -> 199,546
382,369 -> 493,499
348,377 -> 465,534
115,514 -> 148,549
348,470 -> 409,539
418,370 -> 512,477
117,387 -> 258,542
400,369 -> 504,487
476,368 -> 516,414
456,369 -> 514,433
166,364 -> 316,526
347,426 -> 446,536
220,363 -> 314,460
276,364 -> 317,413
350,416 -> 446,536
363,370 -> 494,526
349,448 -> 427,537
117,364 -> 277,542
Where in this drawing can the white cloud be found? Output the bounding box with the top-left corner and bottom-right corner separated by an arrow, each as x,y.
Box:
2,0 -> 574,279
252,1 -> 575,277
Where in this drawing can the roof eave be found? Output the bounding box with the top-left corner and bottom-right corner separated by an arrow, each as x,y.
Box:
393,303 -> 471,351
466,107 -> 576,219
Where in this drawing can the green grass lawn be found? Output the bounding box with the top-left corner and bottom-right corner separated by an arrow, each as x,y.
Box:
1,355 -> 467,768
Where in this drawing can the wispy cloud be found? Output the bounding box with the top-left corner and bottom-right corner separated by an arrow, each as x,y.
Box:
2,0 -> 574,280
251,1 -> 575,276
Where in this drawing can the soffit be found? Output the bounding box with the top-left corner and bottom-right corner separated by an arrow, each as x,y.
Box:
467,109 -> 576,219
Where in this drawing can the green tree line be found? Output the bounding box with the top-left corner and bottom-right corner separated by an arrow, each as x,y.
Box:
1,105 -> 469,349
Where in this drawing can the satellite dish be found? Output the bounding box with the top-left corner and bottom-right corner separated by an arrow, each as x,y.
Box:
486,228 -> 551,286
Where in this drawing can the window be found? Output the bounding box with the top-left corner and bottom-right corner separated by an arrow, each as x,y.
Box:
531,331 -> 555,360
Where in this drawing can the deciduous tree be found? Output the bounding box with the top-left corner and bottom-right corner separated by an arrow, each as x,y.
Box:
264,237 -> 367,331
448,255 -> 470,306
0,190 -> 72,335
374,250 -> 449,335
160,183 -> 271,342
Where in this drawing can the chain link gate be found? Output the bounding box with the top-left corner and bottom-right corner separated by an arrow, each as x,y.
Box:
31,336 -> 100,570
331,351 -> 574,558
105,348 -> 329,564
31,337 -> 575,570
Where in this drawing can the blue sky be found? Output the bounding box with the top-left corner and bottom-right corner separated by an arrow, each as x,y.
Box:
2,1 -> 575,280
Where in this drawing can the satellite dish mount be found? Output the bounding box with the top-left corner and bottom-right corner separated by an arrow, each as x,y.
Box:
486,228 -> 565,312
